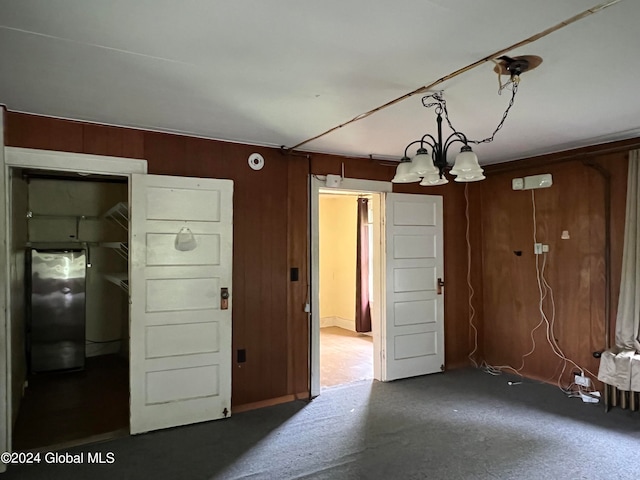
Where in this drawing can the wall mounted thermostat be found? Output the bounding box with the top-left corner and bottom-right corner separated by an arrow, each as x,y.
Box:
248,153 -> 265,170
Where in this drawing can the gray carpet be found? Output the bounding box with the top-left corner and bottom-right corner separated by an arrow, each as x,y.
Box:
5,368 -> 640,479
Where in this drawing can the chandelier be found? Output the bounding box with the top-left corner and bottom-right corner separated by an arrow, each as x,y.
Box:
393,55 -> 541,185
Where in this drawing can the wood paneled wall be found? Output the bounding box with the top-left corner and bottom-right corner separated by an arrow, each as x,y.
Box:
2,111 -> 495,409
8,110 -> 631,404
477,150 -> 630,385
5,112 -> 308,407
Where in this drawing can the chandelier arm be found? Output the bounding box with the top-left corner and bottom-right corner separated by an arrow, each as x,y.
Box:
442,133 -> 469,159
420,134 -> 438,150
441,82 -> 519,145
403,139 -> 425,158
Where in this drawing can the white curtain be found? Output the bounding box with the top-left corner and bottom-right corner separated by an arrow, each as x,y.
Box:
598,149 -> 640,391
616,149 -> 640,351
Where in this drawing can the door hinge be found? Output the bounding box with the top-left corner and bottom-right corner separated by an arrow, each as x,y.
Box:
222,407 -> 229,418
440,364 -> 445,372
437,278 -> 444,295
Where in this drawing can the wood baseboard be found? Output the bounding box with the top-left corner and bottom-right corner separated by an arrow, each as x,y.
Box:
320,316 -> 356,331
445,360 -> 473,370
233,391 -> 310,414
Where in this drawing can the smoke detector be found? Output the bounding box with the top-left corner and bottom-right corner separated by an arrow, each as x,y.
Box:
248,153 -> 265,170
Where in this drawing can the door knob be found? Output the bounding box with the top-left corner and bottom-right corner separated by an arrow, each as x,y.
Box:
221,287 -> 230,309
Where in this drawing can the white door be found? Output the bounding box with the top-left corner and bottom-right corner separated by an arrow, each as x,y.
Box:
130,173 -> 233,434
383,193 -> 444,381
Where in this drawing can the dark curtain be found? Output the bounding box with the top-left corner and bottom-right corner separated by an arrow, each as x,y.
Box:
355,198 -> 372,332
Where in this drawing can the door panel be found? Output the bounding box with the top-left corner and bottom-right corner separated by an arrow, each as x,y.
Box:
145,323 -> 219,358
394,299 -> 437,326
130,173 -> 233,434
393,266 -> 435,292
145,365 -> 219,404
393,199 -> 436,225
393,234 -> 436,258
146,277 -> 220,311
146,187 -> 221,221
383,193 -> 444,381
394,331 -> 437,358
146,233 -> 220,265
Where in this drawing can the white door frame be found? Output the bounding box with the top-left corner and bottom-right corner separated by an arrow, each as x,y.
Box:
310,176 -> 392,397
1,147 -> 147,459
0,114 -> 7,473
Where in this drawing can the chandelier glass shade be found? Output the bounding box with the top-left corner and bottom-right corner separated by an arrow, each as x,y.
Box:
391,157 -> 421,183
419,173 -> 449,186
409,148 -> 439,176
393,82 -> 520,186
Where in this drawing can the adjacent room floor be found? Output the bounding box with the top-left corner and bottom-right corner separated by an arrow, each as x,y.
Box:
12,354 -> 129,451
320,326 -> 373,388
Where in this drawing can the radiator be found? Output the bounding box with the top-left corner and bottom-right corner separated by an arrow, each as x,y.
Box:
605,384 -> 639,412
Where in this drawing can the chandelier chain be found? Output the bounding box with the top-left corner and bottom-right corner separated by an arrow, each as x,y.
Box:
422,83 -> 519,145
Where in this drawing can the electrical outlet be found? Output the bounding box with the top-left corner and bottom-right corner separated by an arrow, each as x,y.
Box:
574,374 -> 591,388
542,244 -> 549,253
534,243 -> 543,255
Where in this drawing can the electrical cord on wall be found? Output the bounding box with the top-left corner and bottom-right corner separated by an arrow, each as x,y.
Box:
521,190 -> 599,396
468,187 -> 600,395
465,184 -> 521,378
466,184 -> 479,367
516,203 -> 552,373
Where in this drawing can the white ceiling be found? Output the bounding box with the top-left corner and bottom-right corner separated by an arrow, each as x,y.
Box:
1,0 -> 638,165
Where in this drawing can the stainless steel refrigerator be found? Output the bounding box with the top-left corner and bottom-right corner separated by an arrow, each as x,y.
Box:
27,248 -> 86,373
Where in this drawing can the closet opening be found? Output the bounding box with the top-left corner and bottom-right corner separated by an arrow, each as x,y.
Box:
9,167 -> 130,451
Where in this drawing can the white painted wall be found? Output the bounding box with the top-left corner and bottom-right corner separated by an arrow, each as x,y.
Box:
319,194 -> 357,331
27,178 -> 128,356
9,172 -> 27,426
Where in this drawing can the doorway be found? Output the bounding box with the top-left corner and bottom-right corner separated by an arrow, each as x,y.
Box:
318,191 -> 378,389
1,148 -> 147,457
9,167 -> 130,451
310,177 -> 392,396
311,177 -> 447,396
2,147 -> 233,456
